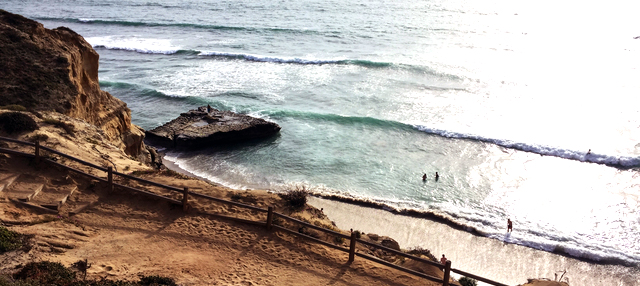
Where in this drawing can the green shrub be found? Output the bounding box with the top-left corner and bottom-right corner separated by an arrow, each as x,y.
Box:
407,246 -> 438,262
230,193 -> 242,201
0,227 -> 23,253
0,112 -> 38,134
129,170 -> 156,176
0,276 -> 41,286
0,105 -> 27,111
13,261 -> 76,285
138,275 -> 176,286
459,276 -> 478,286
353,230 -> 362,239
5,261 -> 177,286
279,187 -> 308,210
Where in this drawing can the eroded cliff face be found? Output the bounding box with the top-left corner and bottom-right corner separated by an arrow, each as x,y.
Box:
0,10 -> 147,160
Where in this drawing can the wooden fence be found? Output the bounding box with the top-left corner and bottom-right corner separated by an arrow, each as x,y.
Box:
0,136 -> 508,286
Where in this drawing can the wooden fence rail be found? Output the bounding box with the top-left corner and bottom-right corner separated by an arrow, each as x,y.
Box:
273,212 -> 351,239
39,144 -> 108,172
113,170 -> 184,193
0,136 -> 509,286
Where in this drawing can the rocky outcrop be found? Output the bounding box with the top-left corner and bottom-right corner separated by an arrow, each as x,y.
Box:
380,237 -> 401,251
0,10 -> 148,161
145,106 -> 281,149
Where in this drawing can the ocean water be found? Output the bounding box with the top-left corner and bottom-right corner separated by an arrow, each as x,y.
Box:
4,0 -> 640,284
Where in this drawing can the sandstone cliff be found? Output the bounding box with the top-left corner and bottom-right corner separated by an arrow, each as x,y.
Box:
0,10 -> 147,160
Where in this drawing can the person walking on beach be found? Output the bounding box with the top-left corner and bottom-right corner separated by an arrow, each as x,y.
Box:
507,219 -> 512,232
435,172 -> 439,181
440,254 -> 447,265
422,173 -> 427,181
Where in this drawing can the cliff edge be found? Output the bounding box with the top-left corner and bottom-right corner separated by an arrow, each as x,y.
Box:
0,10 -> 147,160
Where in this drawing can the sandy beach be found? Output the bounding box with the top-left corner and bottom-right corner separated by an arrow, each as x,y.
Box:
307,197 -> 640,286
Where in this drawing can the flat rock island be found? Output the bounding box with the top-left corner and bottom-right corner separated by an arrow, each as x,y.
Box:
144,106 -> 281,149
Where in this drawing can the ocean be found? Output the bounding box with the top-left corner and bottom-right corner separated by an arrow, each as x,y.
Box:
4,0 -> 639,284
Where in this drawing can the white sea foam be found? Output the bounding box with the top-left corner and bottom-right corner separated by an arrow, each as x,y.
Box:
198,51 -> 343,65
414,125 -> 640,168
162,153 -> 249,190
85,36 -> 182,55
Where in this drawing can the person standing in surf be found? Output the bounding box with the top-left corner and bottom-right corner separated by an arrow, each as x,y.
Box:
507,219 -> 513,232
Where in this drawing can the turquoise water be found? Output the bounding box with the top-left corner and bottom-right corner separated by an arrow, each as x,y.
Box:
5,1 -> 640,283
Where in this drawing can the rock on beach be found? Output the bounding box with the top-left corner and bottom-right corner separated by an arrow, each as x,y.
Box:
144,106 -> 281,149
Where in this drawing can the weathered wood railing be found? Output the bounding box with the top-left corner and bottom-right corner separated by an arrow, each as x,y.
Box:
0,136 -> 509,286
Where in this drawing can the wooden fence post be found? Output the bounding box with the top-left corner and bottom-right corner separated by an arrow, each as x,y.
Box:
266,206 -> 274,230
442,260 -> 451,286
348,231 -> 357,262
182,187 -> 189,212
34,140 -> 40,164
107,166 -> 113,192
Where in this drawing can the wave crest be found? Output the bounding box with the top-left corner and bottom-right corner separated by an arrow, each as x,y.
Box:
414,125 -> 640,168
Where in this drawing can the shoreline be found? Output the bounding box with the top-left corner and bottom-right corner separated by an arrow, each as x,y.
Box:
306,193 -> 637,268
158,151 -> 639,286
306,197 -> 640,286
159,151 -> 636,267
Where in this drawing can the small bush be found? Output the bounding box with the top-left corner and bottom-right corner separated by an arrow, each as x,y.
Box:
0,112 -> 38,134
279,187 -> 308,210
0,276 -> 41,286
459,276 -> 478,286
353,230 -> 362,239
138,275 -> 176,286
334,236 -> 345,244
230,193 -> 242,201
13,261 -> 76,285
130,170 -> 156,176
5,261 -> 177,286
0,227 -> 23,253
407,246 -> 438,262
0,105 -> 27,111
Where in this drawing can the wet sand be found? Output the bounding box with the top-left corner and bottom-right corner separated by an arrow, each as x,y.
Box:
308,196 -> 640,286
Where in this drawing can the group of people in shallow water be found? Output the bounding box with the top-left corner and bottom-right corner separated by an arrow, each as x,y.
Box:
424,172 -> 514,266
421,172 -> 439,181
421,172 -> 515,232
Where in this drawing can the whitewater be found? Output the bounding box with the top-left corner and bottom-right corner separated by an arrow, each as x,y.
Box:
4,0 -> 640,284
